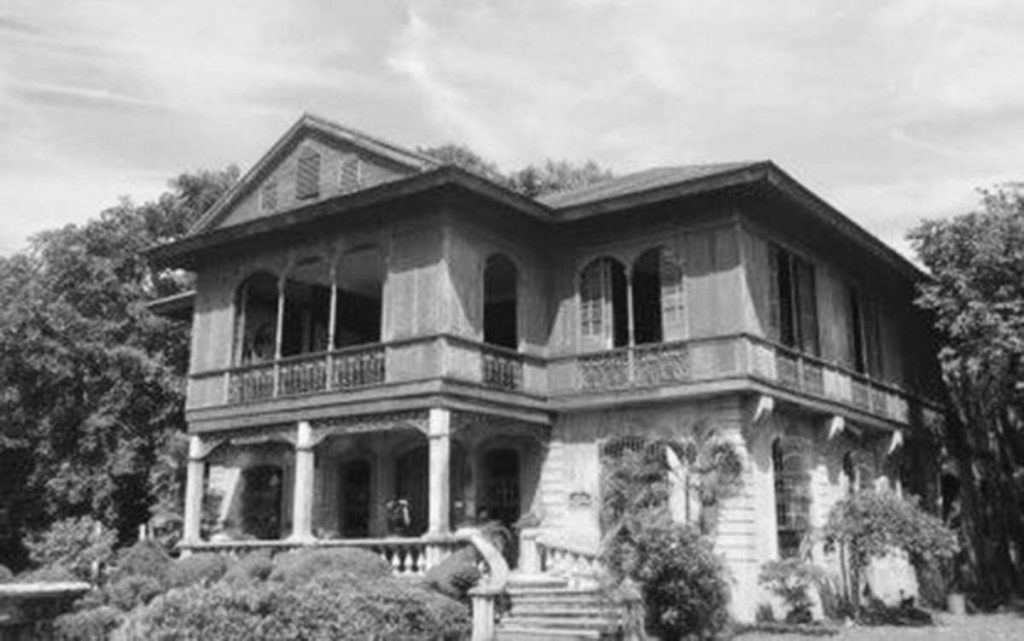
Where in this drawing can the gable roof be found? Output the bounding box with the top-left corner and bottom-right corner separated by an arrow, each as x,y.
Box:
187,113 -> 440,235
540,162 -> 761,209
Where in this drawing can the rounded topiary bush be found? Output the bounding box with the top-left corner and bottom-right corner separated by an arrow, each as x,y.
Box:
23,516 -> 116,582
104,573 -> 166,611
166,553 -> 230,588
16,564 -> 80,583
54,605 -> 124,641
118,569 -> 471,640
108,540 -> 171,585
0,564 -> 13,583
268,547 -> 391,586
221,550 -> 273,587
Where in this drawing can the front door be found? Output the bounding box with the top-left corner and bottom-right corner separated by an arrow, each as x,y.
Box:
340,459 -> 372,538
482,448 -> 520,527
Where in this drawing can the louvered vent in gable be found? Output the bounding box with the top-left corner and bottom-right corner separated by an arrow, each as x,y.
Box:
296,148 -> 321,200
260,181 -> 278,212
339,155 -> 362,193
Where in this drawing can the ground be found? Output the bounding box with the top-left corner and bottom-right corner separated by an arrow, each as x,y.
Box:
736,613 -> 1024,641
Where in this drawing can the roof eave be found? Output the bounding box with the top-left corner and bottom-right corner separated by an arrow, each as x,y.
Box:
147,167 -> 552,270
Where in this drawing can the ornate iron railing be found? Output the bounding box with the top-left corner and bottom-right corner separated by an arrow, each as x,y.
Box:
481,344 -> 523,391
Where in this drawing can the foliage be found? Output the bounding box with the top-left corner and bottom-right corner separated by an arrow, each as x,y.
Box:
166,553 -> 230,588
54,605 -> 125,641
108,540 -> 171,584
23,516 -> 116,581
822,492 -> 958,609
104,573 -> 165,611
268,546 -> 392,587
16,564 -> 80,583
117,567 -> 470,640
424,546 -> 481,602
908,184 -> 1024,597
0,563 -> 11,582
669,422 -> 745,534
0,167 -> 237,564
758,559 -> 829,624
626,524 -> 731,640
420,144 -> 614,198
220,550 -> 273,586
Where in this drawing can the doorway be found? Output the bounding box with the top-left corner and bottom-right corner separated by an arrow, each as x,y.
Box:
340,459 -> 372,538
482,448 -> 521,527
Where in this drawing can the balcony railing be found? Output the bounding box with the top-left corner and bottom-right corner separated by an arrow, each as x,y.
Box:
227,344 -> 386,404
189,332 -> 932,428
551,334 -> 924,425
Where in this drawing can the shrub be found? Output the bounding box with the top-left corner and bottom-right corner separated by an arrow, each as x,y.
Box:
23,516 -> 116,581
166,553 -> 230,588
619,524 -> 731,640
758,559 -> 828,623
822,492 -> 958,610
17,564 -> 80,583
268,547 -> 391,586
424,546 -> 481,601
221,550 -> 273,586
54,605 -> 124,641
0,564 -> 12,582
108,540 -> 171,584
104,574 -> 166,611
118,571 -> 471,640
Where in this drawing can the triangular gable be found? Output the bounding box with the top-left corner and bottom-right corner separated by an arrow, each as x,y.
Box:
189,113 -> 439,235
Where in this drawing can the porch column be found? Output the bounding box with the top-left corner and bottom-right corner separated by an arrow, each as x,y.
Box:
428,408 -> 451,535
291,421 -> 315,541
183,435 -> 206,544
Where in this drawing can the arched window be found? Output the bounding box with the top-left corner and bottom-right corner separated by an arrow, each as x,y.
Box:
483,254 -> 518,349
280,257 -> 332,358
579,257 -> 628,348
235,272 -> 280,365
631,247 -> 684,345
772,438 -> 810,558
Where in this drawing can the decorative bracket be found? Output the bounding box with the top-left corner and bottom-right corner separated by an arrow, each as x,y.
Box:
826,415 -> 845,440
753,395 -> 775,425
887,430 -> 905,455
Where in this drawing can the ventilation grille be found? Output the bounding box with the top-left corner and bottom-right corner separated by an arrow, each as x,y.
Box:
260,181 -> 277,212
340,156 -> 362,193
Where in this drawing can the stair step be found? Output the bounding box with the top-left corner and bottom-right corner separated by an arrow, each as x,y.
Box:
499,616 -> 619,631
510,606 -> 619,618
507,587 -> 606,597
507,574 -> 569,589
496,626 -> 602,640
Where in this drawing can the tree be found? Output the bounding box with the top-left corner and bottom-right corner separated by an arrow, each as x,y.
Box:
420,145 -> 613,197
0,167 -> 237,568
908,183 -> 1024,599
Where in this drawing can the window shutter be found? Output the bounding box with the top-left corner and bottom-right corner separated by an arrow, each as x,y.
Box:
767,245 -> 782,342
260,181 -> 277,212
659,248 -> 685,340
580,262 -> 605,340
795,258 -> 820,356
340,156 -> 362,193
865,297 -> 884,379
296,149 -> 321,200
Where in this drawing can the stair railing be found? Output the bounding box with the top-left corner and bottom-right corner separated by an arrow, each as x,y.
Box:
457,527 -> 510,641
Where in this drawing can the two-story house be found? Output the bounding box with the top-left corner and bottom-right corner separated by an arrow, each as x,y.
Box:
148,114 -> 943,622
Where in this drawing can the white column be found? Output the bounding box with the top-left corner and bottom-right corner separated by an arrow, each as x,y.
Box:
290,421 -> 315,541
428,408 -> 452,535
183,435 -> 206,544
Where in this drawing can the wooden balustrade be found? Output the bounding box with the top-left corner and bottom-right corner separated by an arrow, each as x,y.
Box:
480,344 -> 523,391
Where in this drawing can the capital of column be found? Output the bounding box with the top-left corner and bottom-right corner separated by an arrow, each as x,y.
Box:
427,407 -> 451,439
296,420 -> 314,450
188,435 -> 204,462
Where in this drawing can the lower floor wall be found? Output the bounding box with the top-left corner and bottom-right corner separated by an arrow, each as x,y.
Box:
188,393 -> 911,622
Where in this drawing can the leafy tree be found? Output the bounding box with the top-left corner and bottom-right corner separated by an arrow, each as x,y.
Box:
908,183 -> 1024,599
420,145 -> 613,197
0,167 -> 237,568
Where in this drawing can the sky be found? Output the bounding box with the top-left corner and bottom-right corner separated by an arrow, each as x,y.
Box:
2,0 -> 1023,258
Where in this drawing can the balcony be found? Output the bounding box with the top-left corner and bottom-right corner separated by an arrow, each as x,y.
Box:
187,333 -> 935,430
187,335 -> 541,411
547,334 -> 932,427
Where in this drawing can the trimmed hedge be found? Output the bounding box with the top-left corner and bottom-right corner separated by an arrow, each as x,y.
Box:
54,605 -> 124,641
166,554 -> 230,588
268,547 -> 392,586
221,550 -> 273,587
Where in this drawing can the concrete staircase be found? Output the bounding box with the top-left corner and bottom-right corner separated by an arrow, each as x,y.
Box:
495,574 -> 628,641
